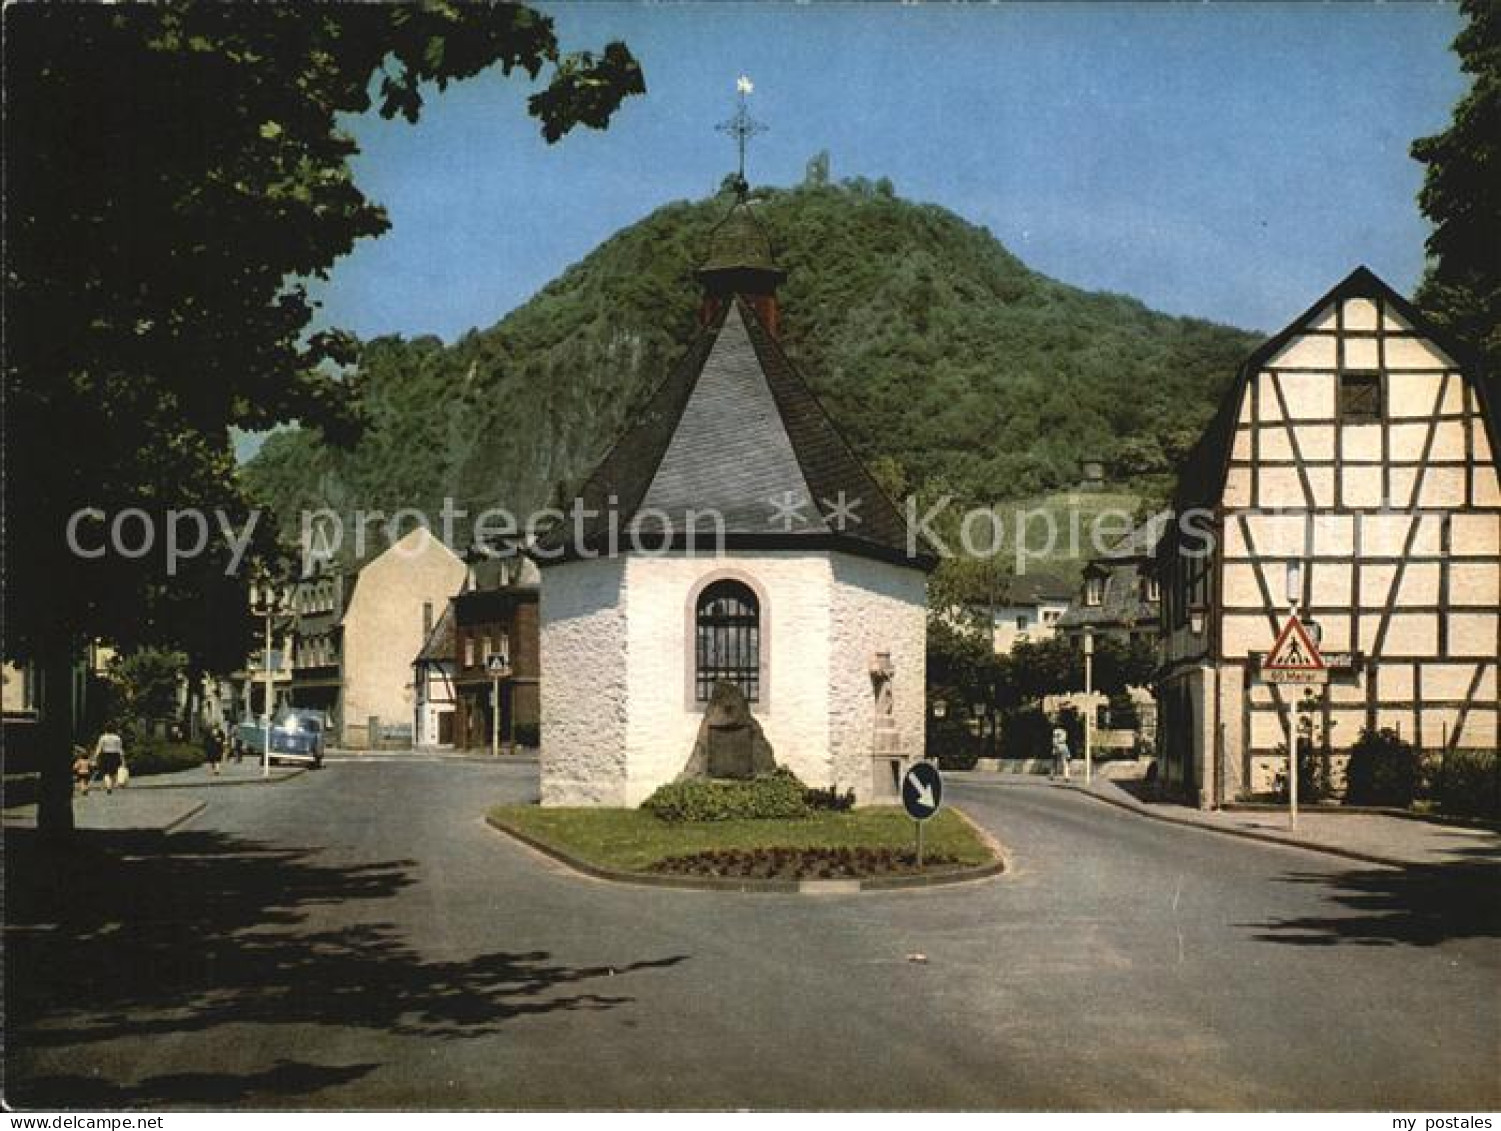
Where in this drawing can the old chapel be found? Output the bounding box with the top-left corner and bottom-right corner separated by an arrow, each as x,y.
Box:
534,187 -> 935,806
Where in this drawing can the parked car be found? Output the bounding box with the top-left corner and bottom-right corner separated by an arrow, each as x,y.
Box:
237,707 -> 326,768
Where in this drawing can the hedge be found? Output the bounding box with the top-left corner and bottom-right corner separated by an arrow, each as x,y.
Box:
642,767 -> 811,823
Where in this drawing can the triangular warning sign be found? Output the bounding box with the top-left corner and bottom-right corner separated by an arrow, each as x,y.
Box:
1264,615 -> 1325,671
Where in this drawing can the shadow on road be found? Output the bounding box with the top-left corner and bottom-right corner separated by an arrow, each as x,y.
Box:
11,1060 -> 382,1110
1245,856 -> 1501,947
4,828 -> 689,1108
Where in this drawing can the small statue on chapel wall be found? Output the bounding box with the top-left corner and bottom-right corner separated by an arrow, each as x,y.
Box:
870,651 -> 895,719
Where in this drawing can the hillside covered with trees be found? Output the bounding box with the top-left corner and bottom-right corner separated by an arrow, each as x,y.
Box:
244,171 -> 1258,553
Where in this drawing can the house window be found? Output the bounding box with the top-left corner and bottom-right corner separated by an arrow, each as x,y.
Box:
464,637 -> 476,668
1015,615 -> 1029,631
1085,577 -> 1104,607
1043,610 -> 1060,625
695,579 -> 760,703
1142,576 -> 1160,603
1338,371 -> 1382,424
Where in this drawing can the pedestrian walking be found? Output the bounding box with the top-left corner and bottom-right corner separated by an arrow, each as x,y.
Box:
1051,725 -> 1072,781
72,746 -> 94,797
93,727 -> 126,794
204,725 -> 225,776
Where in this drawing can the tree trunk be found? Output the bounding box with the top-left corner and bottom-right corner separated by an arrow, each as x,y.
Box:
36,640 -> 78,841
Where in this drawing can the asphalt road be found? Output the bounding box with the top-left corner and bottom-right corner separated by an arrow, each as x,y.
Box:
6,760 -> 1498,1110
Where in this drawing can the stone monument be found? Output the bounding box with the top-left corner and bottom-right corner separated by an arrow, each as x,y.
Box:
679,681 -> 778,780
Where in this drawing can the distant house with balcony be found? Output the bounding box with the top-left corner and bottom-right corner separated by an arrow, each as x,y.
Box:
1054,512 -> 1170,755
1057,511 -> 1170,651
978,573 -> 1074,653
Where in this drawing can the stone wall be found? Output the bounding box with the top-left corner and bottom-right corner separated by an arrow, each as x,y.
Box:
828,552 -> 927,802
621,552 -> 834,806
538,557 -> 630,805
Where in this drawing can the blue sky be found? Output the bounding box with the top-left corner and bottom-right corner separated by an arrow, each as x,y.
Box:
309,1 -> 1464,343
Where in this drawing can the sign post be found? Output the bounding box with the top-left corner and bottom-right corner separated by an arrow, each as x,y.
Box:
1261,610 -> 1327,829
486,652 -> 511,757
901,761 -> 944,867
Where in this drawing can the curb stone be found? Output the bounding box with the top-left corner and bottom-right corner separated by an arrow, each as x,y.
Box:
1221,799 -> 1500,833
1054,780 -> 1414,869
127,766 -> 308,791
163,800 -> 208,832
483,810 -> 1006,894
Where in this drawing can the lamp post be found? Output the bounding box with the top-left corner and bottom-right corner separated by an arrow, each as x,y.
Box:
250,577 -> 285,781
1083,631 -> 1095,785
1285,561 -> 1301,829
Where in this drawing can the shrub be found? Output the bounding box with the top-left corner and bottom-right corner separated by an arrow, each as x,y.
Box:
804,784 -> 856,812
642,767 -> 811,823
999,706 -> 1051,759
1344,727 -> 1420,808
1269,740 -> 1336,803
999,705 -> 1082,760
1432,749 -> 1500,821
927,714 -> 983,769
126,739 -> 205,778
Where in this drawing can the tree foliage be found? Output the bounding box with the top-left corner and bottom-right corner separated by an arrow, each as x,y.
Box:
3,1 -> 642,834
6,1 -> 642,664
107,649 -> 189,729
1412,0 -> 1501,375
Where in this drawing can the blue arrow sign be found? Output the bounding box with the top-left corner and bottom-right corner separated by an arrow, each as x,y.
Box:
902,761 -> 943,822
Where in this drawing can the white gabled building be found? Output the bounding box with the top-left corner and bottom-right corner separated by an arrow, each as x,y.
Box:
1158,267 -> 1500,806
534,188 -> 936,807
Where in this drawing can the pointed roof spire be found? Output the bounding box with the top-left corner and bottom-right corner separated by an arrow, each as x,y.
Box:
533,298 -> 936,570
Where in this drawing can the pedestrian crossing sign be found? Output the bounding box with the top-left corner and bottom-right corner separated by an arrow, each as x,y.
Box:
1262,615 -> 1327,684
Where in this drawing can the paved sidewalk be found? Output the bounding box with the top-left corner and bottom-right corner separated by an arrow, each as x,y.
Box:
126,759 -> 305,789
324,747 -> 538,764
3,787 -> 204,833
1073,776 -> 1501,869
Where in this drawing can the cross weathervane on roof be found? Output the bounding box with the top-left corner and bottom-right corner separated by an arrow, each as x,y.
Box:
716,75 -> 766,189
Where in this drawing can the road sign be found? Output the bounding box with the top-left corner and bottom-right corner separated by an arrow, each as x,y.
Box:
486,653 -> 512,678
1261,615 -> 1326,684
901,761 -> 943,822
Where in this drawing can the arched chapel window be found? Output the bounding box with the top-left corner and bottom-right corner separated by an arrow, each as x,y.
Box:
695,580 -> 760,703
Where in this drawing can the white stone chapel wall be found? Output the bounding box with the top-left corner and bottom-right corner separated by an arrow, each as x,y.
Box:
620,551 -> 834,806
539,557 -> 630,805
828,553 -> 927,802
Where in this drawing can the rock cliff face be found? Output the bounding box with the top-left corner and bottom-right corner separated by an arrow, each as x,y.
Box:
243,179 -> 1254,554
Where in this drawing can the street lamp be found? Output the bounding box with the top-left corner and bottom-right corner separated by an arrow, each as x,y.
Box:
249,575 -> 288,780
1188,600 -> 1206,637
1284,561 -> 1302,829
932,700 -> 948,720
1083,630 -> 1095,785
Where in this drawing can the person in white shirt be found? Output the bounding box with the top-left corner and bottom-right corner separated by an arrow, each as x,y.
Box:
1051,725 -> 1071,781
93,728 -> 126,793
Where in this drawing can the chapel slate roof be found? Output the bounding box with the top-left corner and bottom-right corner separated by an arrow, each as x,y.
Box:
533,297 -> 936,569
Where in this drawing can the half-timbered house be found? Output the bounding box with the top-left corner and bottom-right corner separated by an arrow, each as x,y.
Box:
1158,267 -> 1500,806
